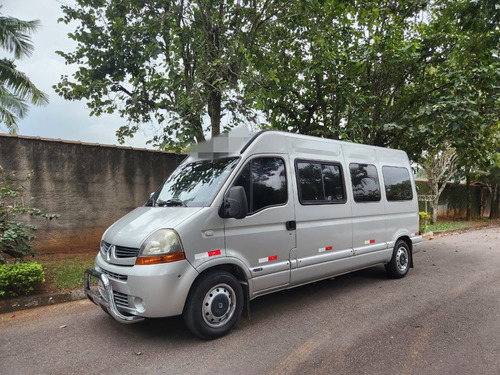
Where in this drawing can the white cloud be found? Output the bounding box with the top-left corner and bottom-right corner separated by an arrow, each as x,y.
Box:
1,0 -> 156,149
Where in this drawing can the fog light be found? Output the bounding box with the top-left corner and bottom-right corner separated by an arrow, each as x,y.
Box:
133,297 -> 145,313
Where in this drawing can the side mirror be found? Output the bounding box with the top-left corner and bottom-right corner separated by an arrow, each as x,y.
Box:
219,186 -> 248,219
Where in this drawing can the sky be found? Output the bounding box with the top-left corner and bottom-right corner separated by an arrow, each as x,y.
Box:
1,0 -> 156,149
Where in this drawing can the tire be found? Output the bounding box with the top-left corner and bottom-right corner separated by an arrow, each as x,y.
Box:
385,240 -> 411,279
183,271 -> 243,340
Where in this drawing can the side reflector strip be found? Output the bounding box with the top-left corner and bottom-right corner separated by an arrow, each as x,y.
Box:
319,246 -> 333,253
259,255 -> 278,263
195,249 -> 222,260
364,239 -> 376,245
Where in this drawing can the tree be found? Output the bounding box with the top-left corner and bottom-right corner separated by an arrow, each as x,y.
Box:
480,166 -> 500,220
420,145 -> 458,224
253,0 -> 500,162
416,0 -> 500,221
56,0 -> 289,151
56,0 -> 499,165
0,9 -> 48,133
469,128 -> 500,219
251,0 -> 431,157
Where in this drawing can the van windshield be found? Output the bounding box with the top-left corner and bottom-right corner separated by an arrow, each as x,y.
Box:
150,157 -> 239,207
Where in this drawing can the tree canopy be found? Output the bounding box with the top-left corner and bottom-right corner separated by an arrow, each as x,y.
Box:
0,8 -> 48,133
56,0 -> 290,151
57,0 -> 499,166
253,0 -> 500,162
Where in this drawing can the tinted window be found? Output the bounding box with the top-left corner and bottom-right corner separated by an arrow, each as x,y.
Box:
383,166 -> 413,201
297,161 -> 345,203
234,158 -> 287,214
349,163 -> 381,202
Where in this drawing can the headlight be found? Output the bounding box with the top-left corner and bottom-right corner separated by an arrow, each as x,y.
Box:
136,229 -> 185,265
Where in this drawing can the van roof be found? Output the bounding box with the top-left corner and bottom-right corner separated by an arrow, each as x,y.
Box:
187,127 -> 408,163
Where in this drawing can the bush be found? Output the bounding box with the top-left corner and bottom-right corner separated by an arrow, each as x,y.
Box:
0,262 -> 45,297
0,165 -> 59,264
419,211 -> 431,233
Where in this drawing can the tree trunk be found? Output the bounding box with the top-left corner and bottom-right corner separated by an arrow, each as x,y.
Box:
428,180 -> 440,225
191,117 -> 205,143
208,89 -> 222,139
431,195 -> 439,225
490,184 -> 500,219
421,146 -> 458,225
466,176 -> 472,220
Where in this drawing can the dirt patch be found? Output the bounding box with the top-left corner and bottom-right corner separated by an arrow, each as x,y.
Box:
32,226 -> 107,255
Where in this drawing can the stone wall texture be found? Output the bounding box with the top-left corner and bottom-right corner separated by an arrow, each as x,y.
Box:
0,134 -> 185,254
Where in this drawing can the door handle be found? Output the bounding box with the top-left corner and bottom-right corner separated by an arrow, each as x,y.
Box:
286,220 -> 296,231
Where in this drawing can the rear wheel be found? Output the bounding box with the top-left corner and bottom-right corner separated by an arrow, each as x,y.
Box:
385,240 -> 411,279
183,271 -> 243,340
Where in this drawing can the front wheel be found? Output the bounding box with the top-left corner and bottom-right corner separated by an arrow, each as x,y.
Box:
183,271 -> 243,340
385,240 -> 411,279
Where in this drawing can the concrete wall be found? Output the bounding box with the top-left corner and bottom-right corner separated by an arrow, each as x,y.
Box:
0,134 -> 185,254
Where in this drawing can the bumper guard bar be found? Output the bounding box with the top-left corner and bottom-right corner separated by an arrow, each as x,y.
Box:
84,268 -> 144,324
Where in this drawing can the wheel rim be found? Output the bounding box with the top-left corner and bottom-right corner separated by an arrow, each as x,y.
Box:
396,246 -> 409,273
202,283 -> 236,328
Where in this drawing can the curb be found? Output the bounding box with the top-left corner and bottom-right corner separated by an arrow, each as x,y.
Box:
0,289 -> 86,314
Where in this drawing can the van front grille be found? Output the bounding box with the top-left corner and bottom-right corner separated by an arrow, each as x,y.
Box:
114,291 -> 129,309
101,241 -> 139,258
101,269 -> 128,281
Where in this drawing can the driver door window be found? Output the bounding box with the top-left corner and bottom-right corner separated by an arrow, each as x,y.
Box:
233,157 -> 287,215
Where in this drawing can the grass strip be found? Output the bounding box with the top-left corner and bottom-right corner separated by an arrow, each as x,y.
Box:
38,253 -> 95,292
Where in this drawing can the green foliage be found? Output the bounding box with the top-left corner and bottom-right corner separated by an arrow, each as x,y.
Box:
55,0 -> 288,150
0,261 -> 45,297
0,7 -> 48,133
419,211 -> 431,233
419,211 -> 431,222
415,1 -> 500,168
55,0 -> 499,195
252,0 -> 499,163
0,166 -> 59,263
252,0 -> 431,156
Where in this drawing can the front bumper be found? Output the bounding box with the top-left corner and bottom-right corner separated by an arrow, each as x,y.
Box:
85,268 -> 144,324
85,254 -> 200,321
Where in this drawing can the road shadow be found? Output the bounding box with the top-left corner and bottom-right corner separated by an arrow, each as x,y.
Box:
87,264 -> 400,343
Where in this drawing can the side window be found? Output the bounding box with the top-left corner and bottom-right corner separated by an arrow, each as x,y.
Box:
382,166 -> 413,201
349,163 -> 381,202
296,161 -> 345,204
234,157 -> 287,214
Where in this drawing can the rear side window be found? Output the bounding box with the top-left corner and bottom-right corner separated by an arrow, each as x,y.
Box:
349,163 -> 381,202
382,166 -> 413,201
233,157 -> 287,214
296,161 -> 346,204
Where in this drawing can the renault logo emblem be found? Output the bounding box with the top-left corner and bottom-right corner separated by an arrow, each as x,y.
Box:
107,245 -> 115,262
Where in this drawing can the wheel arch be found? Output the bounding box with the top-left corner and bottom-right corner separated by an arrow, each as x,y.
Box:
396,235 -> 413,268
196,263 -> 249,284
186,259 -> 251,318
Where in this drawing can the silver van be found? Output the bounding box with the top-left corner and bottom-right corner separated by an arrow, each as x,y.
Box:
85,129 -> 422,339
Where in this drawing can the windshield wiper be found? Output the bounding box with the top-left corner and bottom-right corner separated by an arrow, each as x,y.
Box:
157,199 -> 187,207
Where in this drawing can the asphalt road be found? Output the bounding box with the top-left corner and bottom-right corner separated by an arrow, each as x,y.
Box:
1,226 -> 499,375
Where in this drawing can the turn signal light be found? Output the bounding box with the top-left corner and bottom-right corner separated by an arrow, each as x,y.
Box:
135,252 -> 186,265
